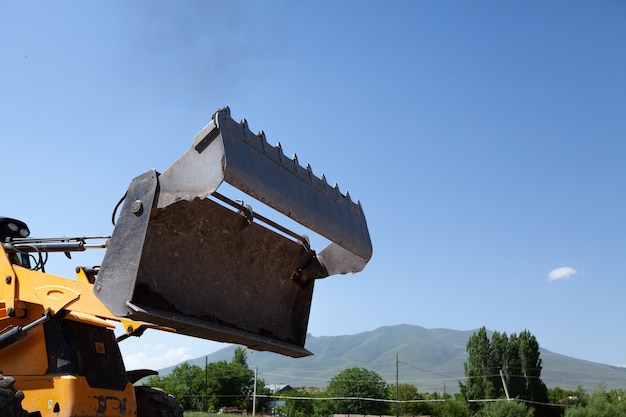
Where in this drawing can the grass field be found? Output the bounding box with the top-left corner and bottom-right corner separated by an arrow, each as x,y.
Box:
184,413 -> 252,417
184,413 -> 215,417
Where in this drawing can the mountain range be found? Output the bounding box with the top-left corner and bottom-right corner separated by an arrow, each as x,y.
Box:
158,324 -> 626,393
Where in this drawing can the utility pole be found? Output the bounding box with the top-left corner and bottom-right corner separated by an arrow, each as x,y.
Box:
395,354 -> 399,417
499,370 -> 511,400
252,367 -> 258,416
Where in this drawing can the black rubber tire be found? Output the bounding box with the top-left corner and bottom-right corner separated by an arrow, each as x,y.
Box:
0,372 -> 28,417
135,386 -> 183,417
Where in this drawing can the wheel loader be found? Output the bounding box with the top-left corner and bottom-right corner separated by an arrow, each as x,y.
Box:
0,108 -> 372,417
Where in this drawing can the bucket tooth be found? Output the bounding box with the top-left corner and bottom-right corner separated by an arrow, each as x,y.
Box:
240,119 -> 250,142
306,163 -> 313,181
275,142 -> 284,163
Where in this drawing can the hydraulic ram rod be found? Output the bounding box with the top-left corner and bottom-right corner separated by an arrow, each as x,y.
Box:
0,310 -> 51,351
3,237 -> 109,253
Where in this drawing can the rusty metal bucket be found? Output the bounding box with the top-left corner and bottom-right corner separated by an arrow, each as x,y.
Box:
95,108 -> 372,357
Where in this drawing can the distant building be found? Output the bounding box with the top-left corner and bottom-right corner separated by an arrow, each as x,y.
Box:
266,384 -> 293,414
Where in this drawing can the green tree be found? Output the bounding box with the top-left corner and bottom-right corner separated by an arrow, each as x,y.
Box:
478,400 -> 534,417
491,330 -> 509,398
564,384 -> 626,417
206,361 -> 254,409
507,334 -> 525,397
429,395 -> 471,417
516,331 -> 550,413
281,388 -> 316,417
607,388 -> 626,406
460,327 -> 495,409
313,389 -> 334,417
461,327 -> 551,417
396,383 -> 428,416
232,347 -> 248,368
146,360 -> 258,411
325,367 -> 390,415
548,386 -> 584,407
146,362 -> 204,410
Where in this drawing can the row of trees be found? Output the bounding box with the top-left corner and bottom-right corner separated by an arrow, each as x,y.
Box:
461,327 -> 550,415
148,331 -> 626,417
278,370 -> 476,417
279,374 -> 626,417
145,347 -> 272,411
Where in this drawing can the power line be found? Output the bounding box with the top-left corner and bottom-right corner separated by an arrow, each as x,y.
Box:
261,394 -> 569,409
398,360 -> 462,381
256,394 -> 445,404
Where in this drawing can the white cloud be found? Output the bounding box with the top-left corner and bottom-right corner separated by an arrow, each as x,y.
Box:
123,346 -> 192,370
547,266 -> 577,281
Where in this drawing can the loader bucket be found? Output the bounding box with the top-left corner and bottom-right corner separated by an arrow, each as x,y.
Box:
95,108 -> 372,357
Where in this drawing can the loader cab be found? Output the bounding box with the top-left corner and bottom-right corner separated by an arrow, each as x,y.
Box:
0,217 -> 32,268
44,317 -> 128,391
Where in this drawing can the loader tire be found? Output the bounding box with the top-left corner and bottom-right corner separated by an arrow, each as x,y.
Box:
135,386 -> 183,417
0,372 -> 28,417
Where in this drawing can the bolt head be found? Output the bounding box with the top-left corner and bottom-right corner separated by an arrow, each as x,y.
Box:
131,200 -> 144,215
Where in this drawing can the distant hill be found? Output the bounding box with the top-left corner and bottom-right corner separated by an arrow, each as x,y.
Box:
157,324 -> 626,393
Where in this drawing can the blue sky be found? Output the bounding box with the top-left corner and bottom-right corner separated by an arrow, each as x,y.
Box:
2,0 -> 625,377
